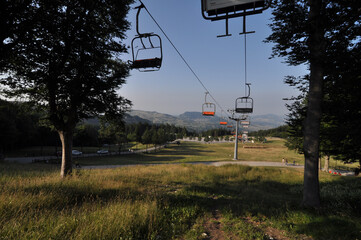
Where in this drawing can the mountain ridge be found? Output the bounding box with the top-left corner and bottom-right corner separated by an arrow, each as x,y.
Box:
127,110 -> 285,132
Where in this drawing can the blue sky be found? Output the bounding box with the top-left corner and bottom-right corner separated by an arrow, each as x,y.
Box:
119,0 -> 307,117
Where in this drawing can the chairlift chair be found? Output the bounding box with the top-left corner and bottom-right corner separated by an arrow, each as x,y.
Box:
235,97 -> 253,113
219,111 -> 227,125
202,103 -> 216,116
201,0 -> 270,37
130,4 -> 163,72
202,92 -> 216,116
235,83 -> 253,114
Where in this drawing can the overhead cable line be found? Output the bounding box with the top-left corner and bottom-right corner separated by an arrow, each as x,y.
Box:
139,0 -> 231,118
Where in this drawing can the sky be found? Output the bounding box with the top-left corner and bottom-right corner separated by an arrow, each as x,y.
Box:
118,0 -> 308,117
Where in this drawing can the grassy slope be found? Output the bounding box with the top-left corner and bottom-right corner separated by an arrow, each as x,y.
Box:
73,138 -> 304,166
1,139 -> 360,239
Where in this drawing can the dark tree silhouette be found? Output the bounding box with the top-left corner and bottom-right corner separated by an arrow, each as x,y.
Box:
1,0 -> 133,177
266,0 -> 361,207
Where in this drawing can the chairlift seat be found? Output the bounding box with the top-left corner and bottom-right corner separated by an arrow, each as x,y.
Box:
235,107 -> 253,113
202,111 -> 215,116
132,58 -> 162,69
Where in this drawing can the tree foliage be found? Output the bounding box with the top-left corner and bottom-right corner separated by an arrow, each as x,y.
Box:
1,0 -> 133,177
266,0 -> 361,207
280,1 -> 361,165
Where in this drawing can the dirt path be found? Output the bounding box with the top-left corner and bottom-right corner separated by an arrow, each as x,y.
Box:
202,209 -> 227,240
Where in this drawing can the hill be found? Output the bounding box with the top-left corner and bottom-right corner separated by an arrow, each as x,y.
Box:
127,110 -> 285,132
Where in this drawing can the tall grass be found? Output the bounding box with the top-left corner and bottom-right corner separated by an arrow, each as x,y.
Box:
1,141 -> 360,239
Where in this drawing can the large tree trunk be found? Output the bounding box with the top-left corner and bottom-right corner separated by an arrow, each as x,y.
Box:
59,130 -> 74,178
302,0 -> 324,208
323,155 -> 329,172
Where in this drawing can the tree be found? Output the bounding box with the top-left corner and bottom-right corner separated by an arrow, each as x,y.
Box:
266,0 -> 361,207
141,129 -> 152,152
74,124 -> 99,149
1,0 -> 133,177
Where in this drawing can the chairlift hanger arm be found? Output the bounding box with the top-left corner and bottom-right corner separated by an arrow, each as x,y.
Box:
135,3 -> 145,36
246,83 -> 251,98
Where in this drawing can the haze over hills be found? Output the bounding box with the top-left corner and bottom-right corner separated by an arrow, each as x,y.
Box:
126,110 -> 285,132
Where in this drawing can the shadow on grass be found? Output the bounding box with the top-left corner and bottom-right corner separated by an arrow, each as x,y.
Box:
154,142 -> 213,156
77,142 -> 216,165
162,173 -> 361,240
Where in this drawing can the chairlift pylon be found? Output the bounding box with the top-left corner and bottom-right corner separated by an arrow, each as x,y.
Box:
235,83 -> 253,114
202,92 -> 216,116
130,4 -> 163,72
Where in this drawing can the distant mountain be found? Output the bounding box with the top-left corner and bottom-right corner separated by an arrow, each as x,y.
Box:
249,114 -> 286,131
127,110 -> 285,132
128,110 -> 180,124
124,113 -> 151,124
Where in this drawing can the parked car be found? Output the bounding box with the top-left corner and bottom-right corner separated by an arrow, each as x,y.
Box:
97,149 -> 109,154
72,150 -> 82,156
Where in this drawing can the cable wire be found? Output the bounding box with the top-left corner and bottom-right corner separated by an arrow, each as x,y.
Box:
139,0 -> 231,119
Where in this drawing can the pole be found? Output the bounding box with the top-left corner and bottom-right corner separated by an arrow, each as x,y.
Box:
233,119 -> 239,160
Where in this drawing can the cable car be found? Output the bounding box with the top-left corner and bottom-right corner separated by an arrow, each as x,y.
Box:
202,92 -> 216,116
235,83 -> 253,114
227,125 -> 233,128
220,121 -> 227,125
130,4 -> 163,72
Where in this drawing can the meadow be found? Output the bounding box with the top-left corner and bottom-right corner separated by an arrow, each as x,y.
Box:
1,139 -> 360,239
75,138 -> 355,171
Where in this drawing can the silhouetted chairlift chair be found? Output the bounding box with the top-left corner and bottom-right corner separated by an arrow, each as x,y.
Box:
201,0 -> 270,37
202,92 -> 216,116
130,4 -> 163,72
235,83 -> 253,114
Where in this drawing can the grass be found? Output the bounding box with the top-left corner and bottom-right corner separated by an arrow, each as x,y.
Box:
1,138 -> 360,239
0,163 -> 360,239
72,138 -> 305,166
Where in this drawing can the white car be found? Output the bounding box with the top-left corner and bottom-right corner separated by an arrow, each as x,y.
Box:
97,149 -> 109,154
72,150 -> 82,156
